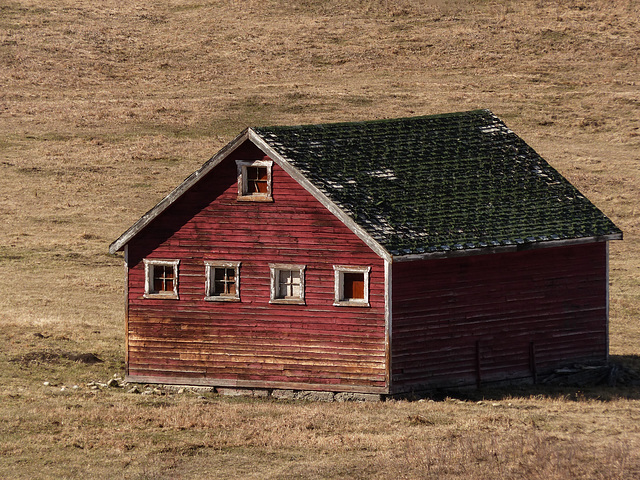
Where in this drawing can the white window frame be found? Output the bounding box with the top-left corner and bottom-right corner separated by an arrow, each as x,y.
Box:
236,159 -> 273,202
143,259 -> 180,299
269,263 -> 306,305
204,261 -> 241,302
333,265 -> 370,307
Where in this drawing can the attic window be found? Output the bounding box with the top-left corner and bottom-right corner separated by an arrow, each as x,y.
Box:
269,264 -> 305,305
205,261 -> 241,302
237,160 -> 273,201
334,266 -> 370,307
144,259 -> 179,299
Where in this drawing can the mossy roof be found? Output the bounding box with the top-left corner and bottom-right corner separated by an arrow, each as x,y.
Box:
253,109 -> 621,256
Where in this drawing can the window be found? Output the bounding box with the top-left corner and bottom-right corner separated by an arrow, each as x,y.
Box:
205,261 -> 241,302
269,264 -> 306,305
236,159 -> 273,201
144,259 -> 179,299
334,266 -> 370,307
247,166 -> 268,194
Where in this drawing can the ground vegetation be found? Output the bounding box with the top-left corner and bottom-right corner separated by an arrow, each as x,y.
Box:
1,1 -> 639,478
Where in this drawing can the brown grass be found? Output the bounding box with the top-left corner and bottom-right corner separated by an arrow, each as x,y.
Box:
1,0 -> 639,478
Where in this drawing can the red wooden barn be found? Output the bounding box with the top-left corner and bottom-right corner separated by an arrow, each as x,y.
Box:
109,110 -> 622,397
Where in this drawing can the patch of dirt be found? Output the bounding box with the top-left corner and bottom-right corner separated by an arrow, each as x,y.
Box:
11,350 -> 103,366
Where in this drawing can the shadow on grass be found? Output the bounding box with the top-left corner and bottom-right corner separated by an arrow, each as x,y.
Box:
402,355 -> 640,403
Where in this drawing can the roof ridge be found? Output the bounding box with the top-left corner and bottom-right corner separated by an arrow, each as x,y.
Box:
253,109 -> 494,131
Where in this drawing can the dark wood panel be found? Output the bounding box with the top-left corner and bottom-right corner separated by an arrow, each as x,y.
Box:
391,242 -> 608,390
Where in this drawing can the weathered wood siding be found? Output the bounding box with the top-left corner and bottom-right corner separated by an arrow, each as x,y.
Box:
126,141 -> 387,393
391,242 -> 608,392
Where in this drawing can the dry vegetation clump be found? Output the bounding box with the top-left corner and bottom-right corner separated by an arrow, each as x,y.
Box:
1,0 -> 639,477
1,389 -> 640,479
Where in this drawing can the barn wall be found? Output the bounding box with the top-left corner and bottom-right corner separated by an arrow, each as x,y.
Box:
126,141 -> 387,393
391,242 -> 608,392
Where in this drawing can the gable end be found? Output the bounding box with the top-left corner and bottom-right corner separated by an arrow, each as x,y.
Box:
110,129 -> 391,262
109,129 -> 250,254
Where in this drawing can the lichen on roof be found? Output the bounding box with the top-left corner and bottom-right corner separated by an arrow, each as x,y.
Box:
253,110 -> 621,255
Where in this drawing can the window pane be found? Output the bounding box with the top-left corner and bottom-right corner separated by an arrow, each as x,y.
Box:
154,277 -> 164,292
162,267 -> 174,280
225,268 -> 235,282
152,265 -> 174,293
146,262 -> 179,296
251,180 -> 268,193
213,280 -> 225,294
277,270 -> 289,297
212,267 -> 236,296
343,273 -> 365,300
290,271 -> 300,297
247,167 -> 258,180
277,269 -> 301,298
247,166 -> 268,193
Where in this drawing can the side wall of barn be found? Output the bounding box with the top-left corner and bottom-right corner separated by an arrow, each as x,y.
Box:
390,242 -> 608,392
125,141 -> 388,393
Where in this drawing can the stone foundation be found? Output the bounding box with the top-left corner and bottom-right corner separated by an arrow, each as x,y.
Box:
149,384 -> 382,402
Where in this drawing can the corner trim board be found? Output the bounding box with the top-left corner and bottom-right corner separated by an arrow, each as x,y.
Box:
124,245 -> 129,376
384,258 -> 392,391
605,241 -> 610,361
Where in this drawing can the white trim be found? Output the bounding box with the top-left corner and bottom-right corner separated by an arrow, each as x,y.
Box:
384,258 -> 392,390
269,263 -> 306,305
333,265 -> 371,307
605,241 -> 610,361
204,261 -> 241,302
143,259 -> 180,299
124,245 -> 130,375
236,159 -> 273,202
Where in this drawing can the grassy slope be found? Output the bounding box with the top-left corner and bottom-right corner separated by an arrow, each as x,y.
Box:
0,0 -> 639,478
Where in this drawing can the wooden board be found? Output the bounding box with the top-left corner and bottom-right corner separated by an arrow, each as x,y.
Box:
390,242 -> 608,392
126,142 -> 387,392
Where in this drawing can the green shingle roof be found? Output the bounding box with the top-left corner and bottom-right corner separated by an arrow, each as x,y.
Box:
253,109 -> 621,255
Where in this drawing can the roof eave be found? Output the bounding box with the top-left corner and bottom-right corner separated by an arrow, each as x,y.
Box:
108,129 -> 251,254
391,232 -> 623,263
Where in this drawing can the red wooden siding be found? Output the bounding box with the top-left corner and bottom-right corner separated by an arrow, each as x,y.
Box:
391,242 -> 608,392
126,141 -> 387,393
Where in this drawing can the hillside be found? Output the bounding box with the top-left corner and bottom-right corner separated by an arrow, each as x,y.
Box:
0,1 -> 639,478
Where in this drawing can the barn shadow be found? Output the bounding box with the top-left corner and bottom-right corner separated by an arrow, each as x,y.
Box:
399,355 -> 640,403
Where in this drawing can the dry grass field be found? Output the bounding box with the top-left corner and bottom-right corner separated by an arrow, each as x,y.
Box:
1,0 -> 639,478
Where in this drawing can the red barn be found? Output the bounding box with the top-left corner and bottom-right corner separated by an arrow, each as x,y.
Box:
109,110 -> 622,397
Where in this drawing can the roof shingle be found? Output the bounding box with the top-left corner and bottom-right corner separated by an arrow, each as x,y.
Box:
253,109 -> 621,255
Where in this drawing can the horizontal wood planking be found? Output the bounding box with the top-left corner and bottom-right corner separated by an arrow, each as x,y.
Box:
391,242 -> 608,390
126,143 -> 387,392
